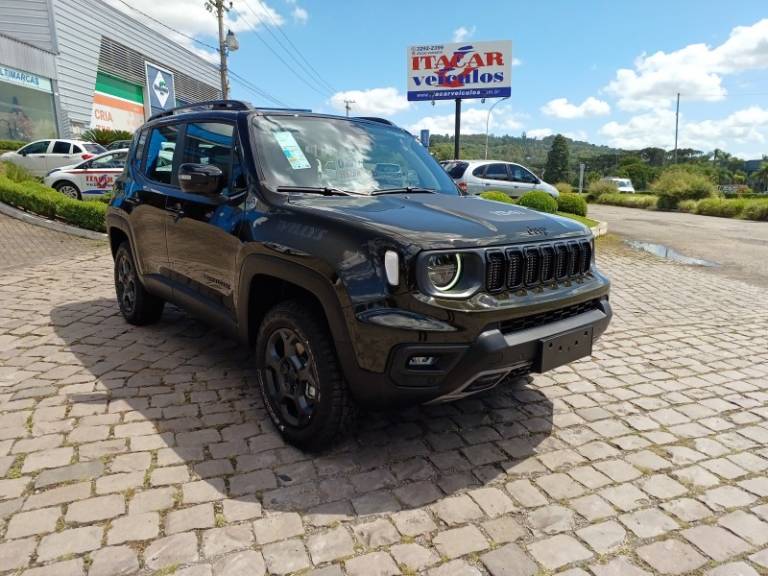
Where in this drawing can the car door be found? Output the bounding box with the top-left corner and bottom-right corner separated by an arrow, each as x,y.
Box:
80,152 -> 127,197
479,162 -> 517,196
46,141 -> 77,172
165,121 -> 245,319
509,164 -> 539,196
128,122 -> 180,281
14,140 -> 51,176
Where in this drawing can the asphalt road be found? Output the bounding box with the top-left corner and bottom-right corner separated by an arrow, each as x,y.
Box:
589,204 -> 768,287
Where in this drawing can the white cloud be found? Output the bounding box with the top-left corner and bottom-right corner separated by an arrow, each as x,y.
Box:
526,128 -> 553,139
329,87 -> 410,116
599,106 -> 768,150
292,6 -> 308,24
452,25 -> 476,43
541,97 -> 610,119
512,57 -> 522,67
406,106 -> 523,135
605,19 -> 768,111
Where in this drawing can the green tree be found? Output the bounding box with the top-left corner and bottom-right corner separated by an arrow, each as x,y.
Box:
544,134 -> 570,183
754,162 -> 768,192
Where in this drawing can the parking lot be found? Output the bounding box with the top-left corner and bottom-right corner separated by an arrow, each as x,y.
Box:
0,223 -> 767,576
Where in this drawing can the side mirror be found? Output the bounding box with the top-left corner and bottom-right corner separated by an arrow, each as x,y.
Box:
18,150 -> 27,157
178,163 -> 223,196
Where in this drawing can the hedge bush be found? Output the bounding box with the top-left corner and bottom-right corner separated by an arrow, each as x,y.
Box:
586,180 -> 618,201
518,190 -> 558,214
556,193 -> 587,216
743,201 -> 768,221
0,174 -> 106,232
479,190 -> 514,203
695,198 -> 747,218
555,182 -> 573,195
651,169 -> 715,209
0,161 -> 36,183
677,199 -> 697,213
595,193 -> 658,210
0,139 -> 25,152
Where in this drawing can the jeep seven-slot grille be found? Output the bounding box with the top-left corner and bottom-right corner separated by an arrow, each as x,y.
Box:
499,299 -> 600,334
486,239 -> 593,293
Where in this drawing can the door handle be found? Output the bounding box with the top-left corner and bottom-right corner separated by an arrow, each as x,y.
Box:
169,202 -> 185,222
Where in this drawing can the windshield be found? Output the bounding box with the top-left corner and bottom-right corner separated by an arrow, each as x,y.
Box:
252,115 -> 459,195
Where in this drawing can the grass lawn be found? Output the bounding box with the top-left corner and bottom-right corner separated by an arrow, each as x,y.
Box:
557,211 -> 599,228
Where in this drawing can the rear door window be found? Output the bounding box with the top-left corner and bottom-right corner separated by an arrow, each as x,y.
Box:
145,124 -> 179,185
51,141 -> 71,154
484,163 -> 509,181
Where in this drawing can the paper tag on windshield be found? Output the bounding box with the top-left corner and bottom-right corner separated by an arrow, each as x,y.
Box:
274,131 -> 311,170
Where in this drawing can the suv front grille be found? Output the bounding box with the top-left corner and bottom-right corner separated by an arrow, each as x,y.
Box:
486,239 -> 592,292
499,299 -> 600,334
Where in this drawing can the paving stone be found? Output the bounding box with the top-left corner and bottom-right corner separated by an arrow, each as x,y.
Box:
577,520 -> 627,554
701,486 -> 757,511
718,510 -> 768,546
95,471 -> 144,494
253,512 -> 304,544
212,549 -> 266,576
434,525 -> 489,559
150,465 -> 190,486
110,452 -> 152,472
528,504 -> 575,535
428,559 -> 483,576
22,481 -> 90,510
66,494 -> 124,523
600,483 -> 649,512
640,474 -> 688,499
661,497 -> 713,522
432,494 -> 483,525
222,496 -> 263,522
480,543 -> 537,576
391,508 -> 436,536
352,517 -> 400,548
705,561 -> 760,576
681,525 -> 752,561
183,478 -> 227,504
483,516 -> 527,543
166,503 -> 215,534
20,447 -> 73,473
262,538 -> 310,575
468,487 -> 516,517
34,460 -> 103,488
637,539 -> 708,575
89,545 -> 140,576
0,536 -> 36,571
345,551 -> 400,576
307,526 -> 355,564
748,549 -> 768,569
203,525 -> 254,558
6,506 -> 60,539
590,556 -> 652,576
528,534 -> 593,570
107,512 -> 160,544
536,473 -> 585,499
37,525 -> 102,561
144,532 -> 200,570
22,558 -> 83,576
128,487 -> 175,514
570,494 -> 615,521
619,508 -> 679,538
505,479 -> 547,507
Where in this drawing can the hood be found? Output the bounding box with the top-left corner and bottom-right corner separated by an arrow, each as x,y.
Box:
288,193 -> 588,249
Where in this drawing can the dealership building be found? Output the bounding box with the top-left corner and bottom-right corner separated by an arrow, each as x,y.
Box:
0,0 -> 221,142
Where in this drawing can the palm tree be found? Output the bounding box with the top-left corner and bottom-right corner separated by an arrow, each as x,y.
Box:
755,162 -> 768,192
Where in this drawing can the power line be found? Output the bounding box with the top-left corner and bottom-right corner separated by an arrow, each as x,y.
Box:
110,0 -> 288,107
234,6 -> 331,98
244,0 -> 337,94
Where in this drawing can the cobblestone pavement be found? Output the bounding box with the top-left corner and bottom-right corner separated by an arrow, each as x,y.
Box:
0,213 -> 104,271
0,239 -> 767,576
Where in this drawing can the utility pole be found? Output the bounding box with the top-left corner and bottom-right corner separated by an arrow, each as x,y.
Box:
205,1 -> 237,99
454,98 -> 461,160
343,100 -> 355,117
674,92 -> 680,164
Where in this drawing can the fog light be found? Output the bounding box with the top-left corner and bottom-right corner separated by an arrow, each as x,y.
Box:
408,355 -> 437,368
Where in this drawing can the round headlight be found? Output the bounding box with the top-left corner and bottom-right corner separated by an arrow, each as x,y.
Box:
427,253 -> 462,291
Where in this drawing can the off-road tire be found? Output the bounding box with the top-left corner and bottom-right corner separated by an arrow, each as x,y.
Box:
114,242 -> 164,325
256,300 -> 356,451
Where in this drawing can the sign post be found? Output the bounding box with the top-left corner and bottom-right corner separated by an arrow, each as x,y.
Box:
407,41 -> 512,159
419,129 -> 430,148
579,162 -> 585,194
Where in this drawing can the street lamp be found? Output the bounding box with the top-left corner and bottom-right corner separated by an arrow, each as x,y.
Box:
484,96 -> 510,160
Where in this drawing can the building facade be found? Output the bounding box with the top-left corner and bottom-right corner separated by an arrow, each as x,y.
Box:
0,0 -> 221,142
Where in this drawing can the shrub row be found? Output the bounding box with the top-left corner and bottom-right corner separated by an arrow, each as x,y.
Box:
0,139 -> 25,152
594,191 -> 768,221
595,193 -> 658,209
0,174 -> 106,232
479,190 -> 588,217
556,193 -> 588,216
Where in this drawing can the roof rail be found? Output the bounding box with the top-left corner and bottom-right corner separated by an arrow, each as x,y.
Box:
355,116 -> 395,125
253,107 -> 313,113
149,99 -> 252,121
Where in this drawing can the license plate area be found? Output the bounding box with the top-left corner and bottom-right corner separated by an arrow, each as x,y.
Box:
538,326 -> 593,372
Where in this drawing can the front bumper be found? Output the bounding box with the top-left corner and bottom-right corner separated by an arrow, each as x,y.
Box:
344,296 -> 612,407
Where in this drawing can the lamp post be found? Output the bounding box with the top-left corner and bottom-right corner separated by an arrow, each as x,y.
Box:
485,96 -> 509,159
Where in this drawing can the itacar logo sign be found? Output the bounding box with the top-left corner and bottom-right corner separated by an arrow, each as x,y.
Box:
406,40 -> 512,101
152,71 -> 170,107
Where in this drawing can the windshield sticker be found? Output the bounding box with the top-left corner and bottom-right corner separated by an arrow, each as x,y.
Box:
274,131 -> 311,170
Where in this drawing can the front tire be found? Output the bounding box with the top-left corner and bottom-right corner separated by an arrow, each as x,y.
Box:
114,242 -> 164,325
256,300 -> 356,451
54,181 -> 81,200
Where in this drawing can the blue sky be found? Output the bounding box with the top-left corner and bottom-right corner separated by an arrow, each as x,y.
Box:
114,0 -> 768,158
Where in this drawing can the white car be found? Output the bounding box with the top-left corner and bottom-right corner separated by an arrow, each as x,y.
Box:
43,149 -> 128,200
444,159 -> 560,198
603,177 -> 636,193
1,139 -> 106,178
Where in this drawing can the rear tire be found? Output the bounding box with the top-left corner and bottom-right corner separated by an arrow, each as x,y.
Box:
114,242 -> 164,325
256,300 -> 356,451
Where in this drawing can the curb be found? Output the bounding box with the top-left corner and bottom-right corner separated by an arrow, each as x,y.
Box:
0,201 -> 107,241
591,220 -> 608,238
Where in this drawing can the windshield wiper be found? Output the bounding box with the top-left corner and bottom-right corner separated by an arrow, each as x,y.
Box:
276,185 -> 354,196
371,187 -> 438,195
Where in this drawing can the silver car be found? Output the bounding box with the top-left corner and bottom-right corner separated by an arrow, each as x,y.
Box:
444,159 -> 559,198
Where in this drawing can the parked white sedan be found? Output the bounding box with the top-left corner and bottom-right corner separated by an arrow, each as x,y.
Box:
43,149 -> 128,200
1,139 -> 106,177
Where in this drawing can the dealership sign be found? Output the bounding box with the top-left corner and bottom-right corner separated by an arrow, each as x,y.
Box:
0,65 -> 52,93
407,41 -> 511,101
145,62 -> 176,114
